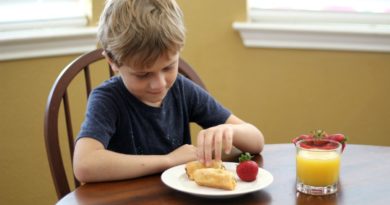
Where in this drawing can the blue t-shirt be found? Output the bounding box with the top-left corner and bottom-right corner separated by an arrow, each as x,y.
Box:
77,74 -> 231,155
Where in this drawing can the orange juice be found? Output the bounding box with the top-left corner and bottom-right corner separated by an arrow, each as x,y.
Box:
296,150 -> 340,186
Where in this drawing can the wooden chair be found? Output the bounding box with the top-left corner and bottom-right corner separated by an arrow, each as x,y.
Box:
44,48 -> 206,199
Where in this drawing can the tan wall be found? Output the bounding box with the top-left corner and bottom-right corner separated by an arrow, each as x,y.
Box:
0,0 -> 389,204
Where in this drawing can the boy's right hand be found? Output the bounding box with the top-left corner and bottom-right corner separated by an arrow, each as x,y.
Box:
196,124 -> 234,166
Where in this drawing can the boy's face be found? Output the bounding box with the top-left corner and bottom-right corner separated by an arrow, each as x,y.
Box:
113,52 -> 179,107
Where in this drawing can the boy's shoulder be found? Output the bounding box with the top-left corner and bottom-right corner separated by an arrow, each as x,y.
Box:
96,76 -> 122,90
91,76 -> 123,97
175,74 -> 198,88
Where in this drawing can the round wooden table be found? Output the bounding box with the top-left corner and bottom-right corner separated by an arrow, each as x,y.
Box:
57,144 -> 390,205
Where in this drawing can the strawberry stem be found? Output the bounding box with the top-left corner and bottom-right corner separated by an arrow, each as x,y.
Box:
344,135 -> 348,142
311,129 -> 326,139
239,152 -> 253,162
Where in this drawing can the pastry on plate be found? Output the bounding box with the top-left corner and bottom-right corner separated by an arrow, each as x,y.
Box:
193,168 -> 237,190
185,160 -> 224,180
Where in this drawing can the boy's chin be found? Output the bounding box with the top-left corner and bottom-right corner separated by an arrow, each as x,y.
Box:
142,99 -> 164,107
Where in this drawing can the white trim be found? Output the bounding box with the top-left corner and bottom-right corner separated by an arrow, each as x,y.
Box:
233,22 -> 390,52
0,27 -> 98,61
234,5 -> 390,52
0,17 -> 87,31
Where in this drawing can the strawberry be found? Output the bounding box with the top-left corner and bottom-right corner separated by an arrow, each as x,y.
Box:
325,134 -> 348,152
292,129 -> 327,145
299,141 -> 314,149
292,129 -> 348,153
320,142 -> 339,150
292,134 -> 313,144
236,152 -> 258,182
311,129 -> 328,145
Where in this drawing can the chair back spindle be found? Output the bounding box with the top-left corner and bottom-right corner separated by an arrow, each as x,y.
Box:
84,66 -> 92,98
109,64 -> 114,77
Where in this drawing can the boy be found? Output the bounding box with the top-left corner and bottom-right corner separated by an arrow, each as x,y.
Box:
73,0 -> 264,183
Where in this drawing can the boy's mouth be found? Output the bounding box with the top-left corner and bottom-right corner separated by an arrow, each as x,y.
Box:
148,89 -> 165,95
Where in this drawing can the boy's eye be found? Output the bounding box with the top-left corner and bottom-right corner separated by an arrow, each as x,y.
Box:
135,73 -> 149,78
163,66 -> 173,72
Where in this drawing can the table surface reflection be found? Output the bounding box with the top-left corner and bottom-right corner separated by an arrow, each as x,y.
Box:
57,144 -> 390,205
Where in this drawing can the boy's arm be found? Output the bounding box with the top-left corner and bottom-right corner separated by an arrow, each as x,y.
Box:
197,114 -> 264,165
73,137 -> 197,183
226,114 -> 265,154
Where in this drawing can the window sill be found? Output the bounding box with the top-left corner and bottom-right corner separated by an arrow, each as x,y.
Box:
232,22 -> 390,52
0,27 -> 98,61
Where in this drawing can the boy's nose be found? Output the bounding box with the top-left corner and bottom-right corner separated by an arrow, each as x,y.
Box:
150,73 -> 166,90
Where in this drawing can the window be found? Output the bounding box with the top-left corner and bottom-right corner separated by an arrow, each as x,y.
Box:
233,0 -> 390,52
0,0 -> 86,31
0,0 -> 98,61
249,0 -> 390,14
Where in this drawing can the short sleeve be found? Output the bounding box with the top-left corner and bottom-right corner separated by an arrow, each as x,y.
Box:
77,88 -> 118,147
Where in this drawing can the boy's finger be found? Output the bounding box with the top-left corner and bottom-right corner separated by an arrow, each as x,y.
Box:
196,130 -> 205,163
223,128 -> 233,154
204,131 -> 213,166
214,130 -> 223,161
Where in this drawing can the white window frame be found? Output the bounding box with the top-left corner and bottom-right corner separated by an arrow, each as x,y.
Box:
0,0 -> 98,61
233,0 -> 390,52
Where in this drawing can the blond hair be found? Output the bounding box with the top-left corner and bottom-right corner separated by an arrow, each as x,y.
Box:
97,0 -> 185,68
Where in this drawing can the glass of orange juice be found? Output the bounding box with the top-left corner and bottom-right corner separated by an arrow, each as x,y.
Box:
296,139 -> 341,195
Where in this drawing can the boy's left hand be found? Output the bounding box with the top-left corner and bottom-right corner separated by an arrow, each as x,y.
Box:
196,124 -> 234,166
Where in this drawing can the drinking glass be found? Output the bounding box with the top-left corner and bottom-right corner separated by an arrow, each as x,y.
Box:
296,139 -> 341,195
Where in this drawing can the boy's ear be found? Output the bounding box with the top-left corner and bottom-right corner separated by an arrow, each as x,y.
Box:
102,50 -> 120,72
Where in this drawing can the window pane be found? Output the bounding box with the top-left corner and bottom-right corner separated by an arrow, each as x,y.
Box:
249,0 -> 390,14
0,0 -> 86,30
0,0 -> 84,22
0,0 -> 78,3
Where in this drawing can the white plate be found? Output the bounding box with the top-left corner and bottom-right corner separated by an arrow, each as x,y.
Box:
161,162 -> 273,198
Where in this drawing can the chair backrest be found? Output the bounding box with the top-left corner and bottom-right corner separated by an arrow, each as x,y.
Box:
44,48 -> 206,199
